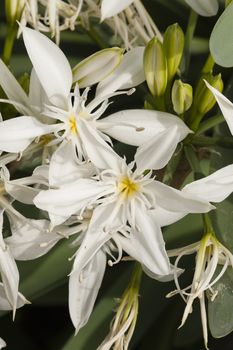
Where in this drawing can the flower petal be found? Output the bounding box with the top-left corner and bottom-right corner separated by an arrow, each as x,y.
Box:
96,47 -> 145,97
183,164 -> 233,203
0,282 -> 28,310
98,109 -> 190,146
0,59 -> 31,115
118,205 -> 170,276
22,26 -> 72,108
135,126 -> 181,171
184,0 -> 218,16
205,80 -> 233,135
101,0 -> 135,19
148,181 -> 214,213
0,116 -> 58,153
69,249 -> 106,333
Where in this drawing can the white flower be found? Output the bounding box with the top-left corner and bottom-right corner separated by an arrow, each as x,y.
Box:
167,232 -> 233,349
184,0 -> 219,17
101,0 -> 136,19
205,80 -> 233,135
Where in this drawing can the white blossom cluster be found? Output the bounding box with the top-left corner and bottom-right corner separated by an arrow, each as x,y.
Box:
0,1 -> 233,349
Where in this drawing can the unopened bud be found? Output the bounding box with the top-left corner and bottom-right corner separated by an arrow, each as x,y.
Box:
5,0 -> 26,25
144,37 -> 167,96
72,47 -> 124,88
194,73 -> 223,115
172,80 -> 193,115
163,23 -> 184,81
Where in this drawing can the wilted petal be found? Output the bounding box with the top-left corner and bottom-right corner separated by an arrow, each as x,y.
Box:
6,217 -> 63,260
135,127 -> 181,171
96,47 -> 145,97
205,80 -> 233,135
184,0 -> 218,16
69,250 -> 106,333
0,282 -> 28,310
101,0 -> 135,19
0,116 -> 58,153
98,109 -> 190,146
22,26 -> 72,108
183,164 -> 233,203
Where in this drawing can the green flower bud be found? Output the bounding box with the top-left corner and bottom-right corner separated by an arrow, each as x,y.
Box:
143,37 -> 167,97
172,80 -> 193,115
163,23 -> 184,81
194,73 -> 223,115
5,0 -> 26,25
72,47 -> 124,88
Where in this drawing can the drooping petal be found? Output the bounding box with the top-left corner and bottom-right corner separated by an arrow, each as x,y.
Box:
0,59 -> 31,115
96,47 -> 145,97
98,109 -> 191,146
205,80 -> 233,135
135,126 -> 181,171
148,181 -> 214,213
183,164 -> 233,203
0,116 -> 58,153
34,179 -> 111,227
184,0 -> 218,16
101,0 -> 135,19
118,205 -> 170,276
5,217 -> 63,260
69,249 -> 106,333
5,179 -> 40,205
0,282 -> 28,310
151,207 -> 186,227
22,26 -> 72,108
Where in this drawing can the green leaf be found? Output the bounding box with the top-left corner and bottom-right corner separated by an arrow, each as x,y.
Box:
208,268 -> 233,338
210,2 -> 233,67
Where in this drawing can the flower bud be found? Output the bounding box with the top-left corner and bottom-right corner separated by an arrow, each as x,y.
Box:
72,47 -> 124,88
172,80 -> 193,115
163,23 -> 184,81
144,37 -> 167,96
5,0 -> 26,25
194,73 -> 223,115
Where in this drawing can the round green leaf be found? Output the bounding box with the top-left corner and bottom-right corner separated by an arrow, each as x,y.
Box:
210,2 -> 233,67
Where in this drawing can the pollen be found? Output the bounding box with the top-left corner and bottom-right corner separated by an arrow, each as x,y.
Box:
118,177 -> 139,198
69,114 -> 78,134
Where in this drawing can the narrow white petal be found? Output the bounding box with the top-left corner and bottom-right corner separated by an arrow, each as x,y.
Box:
79,119 -> 121,171
184,0 -> 218,16
101,0 -> 135,19
5,180 -> 39,205
0,338 -> 6,349
0,282 -> 28,310
149,181 -> 214,213
98,109 -> 191,146
183,164 -> 233,203
96,47 -> 145,97
0,59 -> 31,115
69,250 -> 106,333
135,127 -> 180,171
0,116 -> 58,153
205,80 -> 233,135
22,27 -> 72,108
34,179 -> 109,226
119,206 -> 170,276
151,208 -> 186,227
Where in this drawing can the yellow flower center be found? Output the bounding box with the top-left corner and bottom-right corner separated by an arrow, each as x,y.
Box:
118,177 -> 139,198
69,114 -> 78,134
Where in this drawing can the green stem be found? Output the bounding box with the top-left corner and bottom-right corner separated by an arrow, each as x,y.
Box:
192,135 -> 233,148
154,94 -> 166,111
81,24 -> 108,49
202,213 -> 214,234
180,10 -> 198,77
184,145 -> 202,178
2,24 -> 17,64
196,114 -> 224,134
